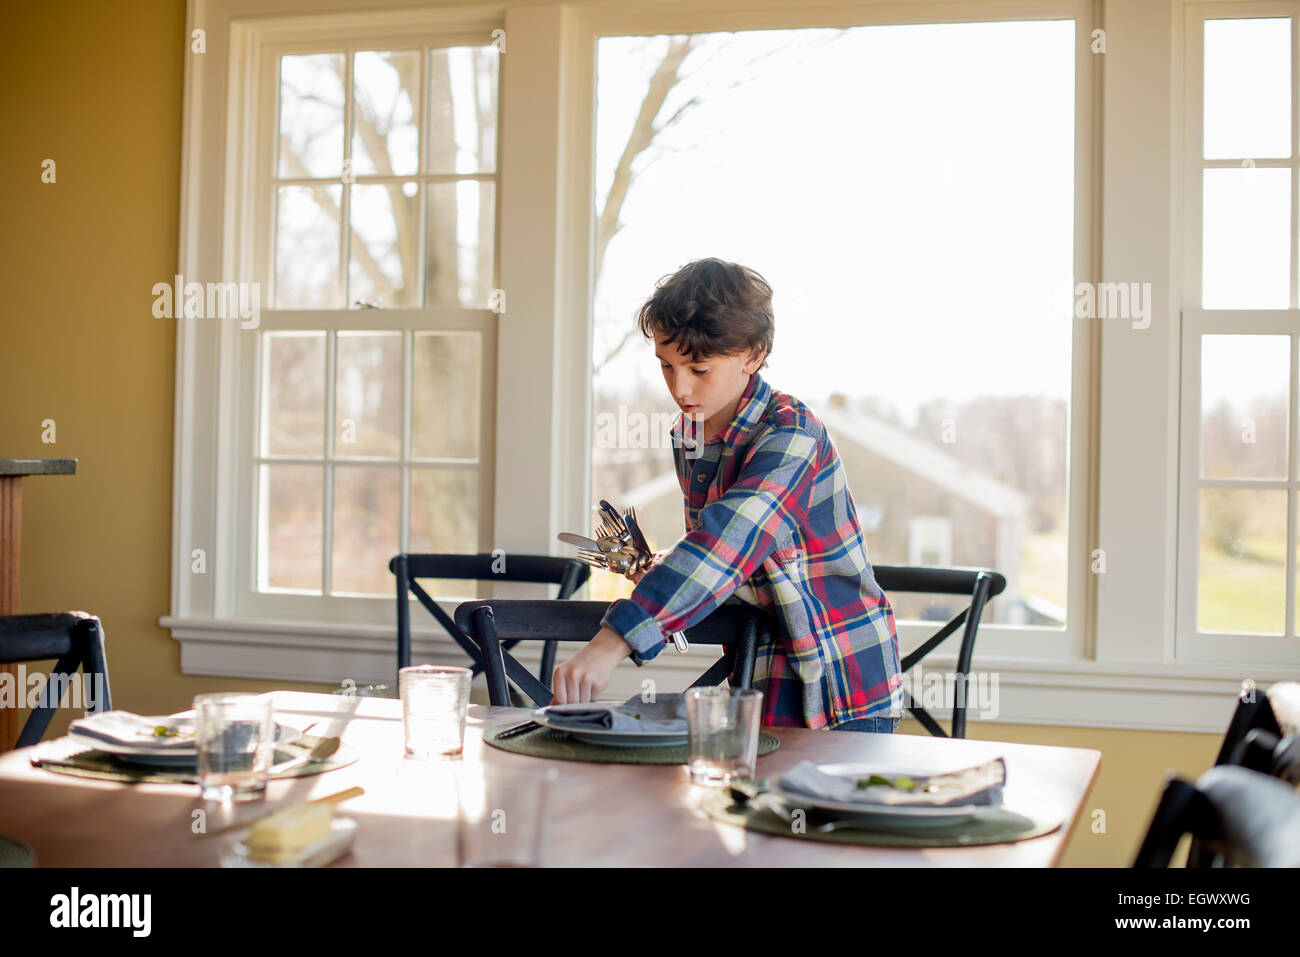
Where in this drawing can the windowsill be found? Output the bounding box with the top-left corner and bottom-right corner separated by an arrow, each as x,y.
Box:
161,614 -> 1263,733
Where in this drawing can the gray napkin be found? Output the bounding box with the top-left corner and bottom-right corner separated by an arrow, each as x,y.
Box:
543,693 -> 687,733
778,757 -> 1006,808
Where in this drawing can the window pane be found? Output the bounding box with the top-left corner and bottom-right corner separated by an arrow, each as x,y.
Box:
426,181 -> 495,307
261,332 -> 326,457
258,465 -> 323,592
348,183 -> 420,307
1201,334 -> 1289,478
332,467 -> 400,595
278,53 -> 345,178
335,332 -> 402,457
1198,489 -> 1286,634
1203,18 -> 1291,160
427,46 -> 499,173
1202,167 -> 1290,309
351,50 -> 421,177
275,185 -> 342,308
409,468 -> 479,597
413,332 -> 481,458
592,22 -> 1075,626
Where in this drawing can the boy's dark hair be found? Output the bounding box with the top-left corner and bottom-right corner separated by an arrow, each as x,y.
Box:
636,258 -> 774,368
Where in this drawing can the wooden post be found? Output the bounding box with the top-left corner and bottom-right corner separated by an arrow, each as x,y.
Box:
0,459 -> 78,751
0,475 -> 21,751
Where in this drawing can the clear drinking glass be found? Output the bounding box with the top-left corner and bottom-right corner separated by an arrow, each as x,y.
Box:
685,687 -> 763,787
194,693 -> 275,802
399,665 -> 471,759
456,764 -> 558,867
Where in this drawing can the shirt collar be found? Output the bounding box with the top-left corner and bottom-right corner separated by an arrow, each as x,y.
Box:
673,371 -> 772,449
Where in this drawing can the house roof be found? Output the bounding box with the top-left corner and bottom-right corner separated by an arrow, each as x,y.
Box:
620,406 -> 1029,521
818,406 -> 1028,519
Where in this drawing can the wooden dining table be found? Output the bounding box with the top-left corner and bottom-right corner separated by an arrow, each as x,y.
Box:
0,690 -> 1100,867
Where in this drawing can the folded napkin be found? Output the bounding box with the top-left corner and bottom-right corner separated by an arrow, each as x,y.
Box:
543,693 -> 687,733
69,711 -> 198,750
777,757 -> 1006,808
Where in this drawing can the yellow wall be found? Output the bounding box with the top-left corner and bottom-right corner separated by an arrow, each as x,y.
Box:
0,0 -> 1222,868
904,719 -> 1220,867
0,0 -> 338,736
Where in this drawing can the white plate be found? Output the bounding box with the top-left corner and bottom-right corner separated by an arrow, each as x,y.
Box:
220,817 -> 357,868
77,717 -> 301,766
765,762 -> 997,828
530,708 -> 689,748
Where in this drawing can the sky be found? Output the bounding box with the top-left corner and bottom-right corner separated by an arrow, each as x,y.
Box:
592,20 -> 1078,424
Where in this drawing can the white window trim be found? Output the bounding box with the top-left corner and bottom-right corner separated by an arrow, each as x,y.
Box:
163,0 -> 1262,734
1177,2 -> 1300,663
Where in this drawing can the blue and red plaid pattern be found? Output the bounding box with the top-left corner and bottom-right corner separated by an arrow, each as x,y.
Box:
602,372 -> 904,729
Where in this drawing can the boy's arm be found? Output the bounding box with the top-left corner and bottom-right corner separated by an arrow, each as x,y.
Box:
601,425 -> 818,662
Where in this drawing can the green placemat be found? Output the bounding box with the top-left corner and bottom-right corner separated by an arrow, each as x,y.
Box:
0,834 -> 37,868
485,723 -> 780,765
700,787 -> 1061,848
30,747 -> 357,785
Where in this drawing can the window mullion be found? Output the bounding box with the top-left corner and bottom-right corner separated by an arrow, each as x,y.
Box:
323,331 -> 337,595
340,51 -> 354,310
1293,14 -> 1299,311
401,330 -> 412,555
1292,332 -> 1300,637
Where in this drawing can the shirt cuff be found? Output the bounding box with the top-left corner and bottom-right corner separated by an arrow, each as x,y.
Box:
602,599 -> 668,665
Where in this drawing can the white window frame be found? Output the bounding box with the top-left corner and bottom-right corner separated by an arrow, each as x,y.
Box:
1177,1 -> 1300,664
163,0 -> 1280,733
239,27 -> 501,624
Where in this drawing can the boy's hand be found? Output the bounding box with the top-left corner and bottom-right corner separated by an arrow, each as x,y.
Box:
550,625 -> 634,704
626,550 -> 666,585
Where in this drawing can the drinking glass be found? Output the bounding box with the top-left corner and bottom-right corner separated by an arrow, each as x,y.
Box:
685,687 -> 763,786
456,764 -> 558,867
399,665 -> 471,759
194,693 -> 275,802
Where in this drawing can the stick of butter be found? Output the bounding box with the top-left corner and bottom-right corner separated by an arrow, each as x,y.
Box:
247,801 -> 334,861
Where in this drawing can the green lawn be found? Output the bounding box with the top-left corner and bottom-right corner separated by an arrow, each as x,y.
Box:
1198,537 -> 1287,635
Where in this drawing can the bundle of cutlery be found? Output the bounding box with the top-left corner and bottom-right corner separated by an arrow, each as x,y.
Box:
558,500 -> 690,653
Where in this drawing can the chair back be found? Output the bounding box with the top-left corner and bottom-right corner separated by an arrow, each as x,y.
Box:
390,553 -> 589,689
0,612 -> 112,749
453,597 -> 775,707
1187,681 -> 1300,865
872,565 -> 1006,738
1135,765 -> 1300,868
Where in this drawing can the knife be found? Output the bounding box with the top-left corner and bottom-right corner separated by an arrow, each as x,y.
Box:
557,532 -> 604,552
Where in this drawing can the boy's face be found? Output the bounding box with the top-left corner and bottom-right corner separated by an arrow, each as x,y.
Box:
655,337 -> 764,434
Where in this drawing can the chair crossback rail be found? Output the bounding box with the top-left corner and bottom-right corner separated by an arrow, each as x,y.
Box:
453,597 -> 775,708
390,553 -> 589,692
873,565 -> 1006,738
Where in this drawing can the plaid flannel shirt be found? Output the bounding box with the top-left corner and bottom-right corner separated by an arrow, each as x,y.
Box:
601,371 -> 904,730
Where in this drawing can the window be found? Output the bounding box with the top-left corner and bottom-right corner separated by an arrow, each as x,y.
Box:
588,20 -> 1087,653
1179,7 -> 1300,664
241,39 -> 500,620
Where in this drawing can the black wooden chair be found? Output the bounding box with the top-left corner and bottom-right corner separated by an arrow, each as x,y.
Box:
0,612 -> 112,749
873,565 -> 1006,738
1186,681 -> 1300,866
389,554 -> 589,692
1133,765 -> 1300,868
453,597 -> 777,707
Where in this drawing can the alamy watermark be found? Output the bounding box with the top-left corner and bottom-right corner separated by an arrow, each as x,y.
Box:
0,664 -> 108,711
594,404 -> 705,458
1043,278 -> 1154,330
152,273 -> 260,329
899,662 -> 1000,720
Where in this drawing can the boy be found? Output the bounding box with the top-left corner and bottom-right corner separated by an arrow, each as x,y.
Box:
552,259 -> 904,732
